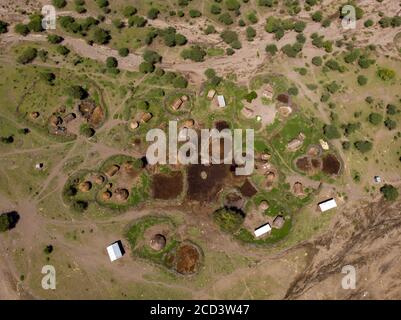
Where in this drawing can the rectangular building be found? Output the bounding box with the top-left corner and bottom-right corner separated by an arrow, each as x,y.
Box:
107,241 -> 124,262
254,223 -> 272,237
217,95 -> 226,108
318,198 -> 337,212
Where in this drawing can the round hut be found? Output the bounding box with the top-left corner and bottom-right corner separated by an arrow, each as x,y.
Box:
78,181 -> 92,192
94,175 -> 105,185
102,190 -> 112,201
150,234 -> 166,251
115,188 -> 129,201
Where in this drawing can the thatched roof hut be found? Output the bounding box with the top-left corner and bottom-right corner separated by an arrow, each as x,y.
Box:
259,200 -> 269,211
293,182 -> 304,196
266,172 -> 276,182
273,215 -> 285,229
102,190 -> 112,201
105,165 -> 120,178
115,188 -> 129,201
130,120 -> 139,130
150,234 -> 166,251
94,175 -> 105,185
140,112 -> 152,123
49,115 -> 62,127
172,98 -> 183,111
79,181 -> 92,192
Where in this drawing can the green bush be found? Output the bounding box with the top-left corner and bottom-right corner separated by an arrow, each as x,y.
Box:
357,75 -> 367,86
123,5 -> 137,17
52,0 -> 67,8
147,8 -> 160,20
380,184 -> 399,201
56,45 -> 70,56
384,118 -> 396,130
118,47 -> 129,57
265,44 -> 278,55
225,0 -> 241,11
143,50 -> 161,64
173,76 -> 188,88
139,61 -> 155,73
181,46 -> 206,62
246,26 -> 256,41
323,124 -> 341,139
210,4 -> 221,15
354,140 -> 373,153
311,11 -> 323,22
106,56 -> 118,68
377,68 -> 395,81
189,9 -> 201,18
90,27 -> 110,44
15,23 -> 30,36
219,13 -> 233,25
65,85 -> 88,100
311,56 -> 322,66
47,34 -> 64,44
213,207 -> 245,233
0,20 -> 8,33
368,113 -> 383,125
17,47 -> 37,64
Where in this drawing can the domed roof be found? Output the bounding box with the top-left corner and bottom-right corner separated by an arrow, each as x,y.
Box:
102,190 -> 112,200
78,181 -> 92,192
115,188 -> 129,201
150,234 -> 166,251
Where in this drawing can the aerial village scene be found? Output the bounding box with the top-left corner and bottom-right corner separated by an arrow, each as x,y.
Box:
0,0 -> 401,300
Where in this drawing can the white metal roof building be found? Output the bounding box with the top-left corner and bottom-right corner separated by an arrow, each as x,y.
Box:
107,241 -> 124,262
217,95 -> 226,108
318,198 -> 337,212
254,223 -> 272,237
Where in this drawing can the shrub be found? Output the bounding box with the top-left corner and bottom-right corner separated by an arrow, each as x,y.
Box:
364,19 -> 374,27
17,47 -> 37,64
118,47 -> 129,57
181,46 -> 206,62
386,104 -> 397,115
377,68 -> 395,81
56,45 -> 70,56
311,11 -> 323,22
52,0 -> 67,8
143,50 -> 161,64
265,44 -> 278,55
384,118 -> 396,130
0,20 -> 8,33
175,33 -> 187,46
312,56 -> 322,66
344,49 -> 360,64
189,9 -> 201,18
0,213 -> 12,232
106,56 -> 118,68
112,19 -> 124,29
210,4 -> 222,14
258,0 -> 273,7
95,0 -> 109,8
354,140 -> 373,153
380,184 -> 399,201
288,87 -> 298,96
27,14 -> 44,32
247,12 -> 258,24
15,23 -> 30,36
66,85 -> 88,100
44,245 -> 54,254
246,26 -> 256,41
72,200 -> 88,212
123,5 -> 137,17
323,124 -> 341,139
90,27 -> 110,44
128,16 -> 147,27
213,207 -> 245,233
173,76 -> 188,88
147,8 -> 160,20
219,13 -> 233,25
205,25 -> 216,34
357,75 -> 367,86
368,113 -> 383,125
47,34 -> 63,44
220,30 -> 238,44
225,0 -> 241,11
139,61 -> 155,73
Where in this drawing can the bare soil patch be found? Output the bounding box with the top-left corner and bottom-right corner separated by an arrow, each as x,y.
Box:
152,171 -> 183,200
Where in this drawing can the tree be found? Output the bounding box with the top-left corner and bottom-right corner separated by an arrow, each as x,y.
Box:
118,47 -> 129,57
357,75 -> 367,86
386,104 -> 397,115
0,212 -> 19,232
181,46 -> 206,62
15,23 -> 30,36
47,34 -> 64,44
220,30 -> 238,45
364,19 -> 374,27
259,0 -> 273,7
384,118 -> 396,130
66,85 -> 88,100
123,5 -> 137,18
225,0 -> 240,11
323,124 -> 341,139
189,9 -> 201,18
95,0 -> 109,8
377,68 -> 395,81
90,27 -> 110,44
173,76 -> 188,88
56,45 -> 70,56
17,47 -> 37,64
246,26 -> 256,41
175,33 -> 187,46
147,8 -> 160,20
205,25 -> 216,34
219,13 -> 233,25
368,113 -> 383,125
73,200 -> 88,212
354,140 -> 373,153
27,13 -> 44,32
294,21 -> 306,32
265,44 -> 278,55
312,56 -> 322,66
106,56 -> 118,68
380,184 -> 399,201
52,0 -> 67,8
0,20 -> 8,34
44,245 -> 54,255
112,19 -> 124,29
41,72 -> 56,85
128,16 -> 147,27
311,11 -> 323,22
213,207 -> 244,233
143,50 -> 161,64
247,12 -> 258,24
139,61 -> 155,73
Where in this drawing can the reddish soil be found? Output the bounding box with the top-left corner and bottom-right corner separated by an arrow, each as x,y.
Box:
311,158 -> 322,169
277,93 -> 289,104
175,244 -> 200,275
322,154 -> 341,175
152,171 -> 183,199
239,179 -> 258,197
214,120 -> 230,131
296,156 -> 312,172
187,164 -> 231,202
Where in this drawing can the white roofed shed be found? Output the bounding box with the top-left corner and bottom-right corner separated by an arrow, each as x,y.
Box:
254,223 -> 272,237
318,198 -> 337,212
107,241 -> 124,262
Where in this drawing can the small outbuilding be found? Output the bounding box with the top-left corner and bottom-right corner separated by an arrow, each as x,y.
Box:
374,176 -> 382,183
217,95 -> 226,108
106,241 -> 125,262
318,198 -> 337,212
207,89 -> 216,100
254,223 -> 272,237
150,234 -> 166,251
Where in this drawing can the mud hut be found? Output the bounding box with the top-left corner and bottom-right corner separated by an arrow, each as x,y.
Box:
181,95 -> 188,102
259,200 -> 269,211
94,175 -> 105,185
30,111 -> 40,119
79,181 -> 92,192
207,89 -> 216,100
150,234 -> 166,251
171,98 -> 183,111
102,190 -> 112,201
49,115 -> 62,127
293,182 -> 304,196
105,165 -> 120,178
130,120 -> 139,130
115,188 -> 129,201
140,112 -> 153,123
273,215 -> 285,229
266,172 -> 276,182
63,113 -> 76,124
